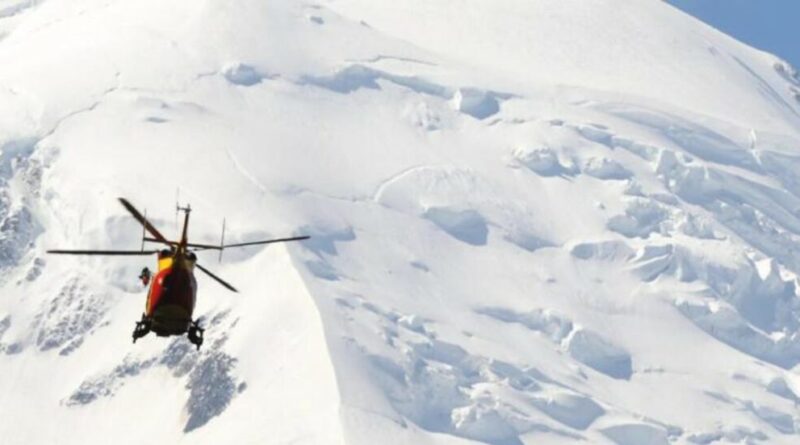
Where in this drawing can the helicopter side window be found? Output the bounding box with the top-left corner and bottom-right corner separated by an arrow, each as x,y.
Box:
187,251 -> 197,261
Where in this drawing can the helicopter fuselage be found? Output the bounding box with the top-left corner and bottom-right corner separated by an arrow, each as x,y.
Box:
145,250 -> 197,336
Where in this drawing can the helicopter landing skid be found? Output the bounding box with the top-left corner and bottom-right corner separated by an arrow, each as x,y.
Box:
187,320 -> 204,351
132,315 -> 151,343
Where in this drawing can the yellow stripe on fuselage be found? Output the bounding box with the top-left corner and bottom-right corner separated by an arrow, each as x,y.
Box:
158,257 -> 173,271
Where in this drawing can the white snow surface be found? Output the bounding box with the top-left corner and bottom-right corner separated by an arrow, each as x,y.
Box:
1,0 -> 800,444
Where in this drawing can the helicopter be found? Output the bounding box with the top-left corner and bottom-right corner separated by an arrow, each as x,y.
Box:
47,198 -> 309,350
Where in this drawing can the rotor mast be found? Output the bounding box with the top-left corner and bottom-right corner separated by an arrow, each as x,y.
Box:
177,203 -> 191,253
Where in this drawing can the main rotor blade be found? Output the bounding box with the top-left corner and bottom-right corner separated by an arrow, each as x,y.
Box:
195,263 -> 238,293
223,235 -> 310,249
143,237 -> 177,246
118,198 -> 170,244
186,242 -> 222,250
144,237 -> 223,251
48,249 -> 159,256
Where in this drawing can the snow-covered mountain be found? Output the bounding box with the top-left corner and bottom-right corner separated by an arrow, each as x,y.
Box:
2,0 -> 800,444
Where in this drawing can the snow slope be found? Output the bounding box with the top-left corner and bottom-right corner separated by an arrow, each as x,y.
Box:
1,0 -> 800,444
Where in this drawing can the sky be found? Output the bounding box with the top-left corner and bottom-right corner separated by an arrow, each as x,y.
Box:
667,0 -> 800,68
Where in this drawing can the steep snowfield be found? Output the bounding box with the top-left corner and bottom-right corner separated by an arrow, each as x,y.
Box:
2,0 -> 800,444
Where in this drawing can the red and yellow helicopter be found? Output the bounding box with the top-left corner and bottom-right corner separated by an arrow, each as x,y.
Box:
48,198 -> 309,350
